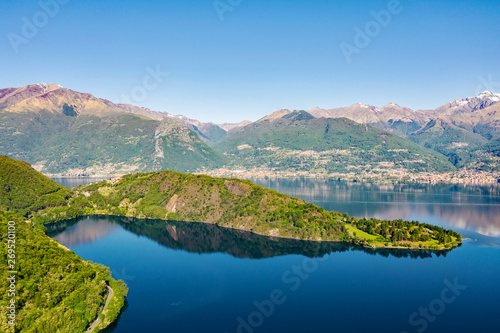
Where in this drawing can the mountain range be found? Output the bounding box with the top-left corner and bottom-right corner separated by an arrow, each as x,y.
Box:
0,83 -> 499,177
0,84 -> 226,175
213,110 -> 455,174
307,91 -> 500,138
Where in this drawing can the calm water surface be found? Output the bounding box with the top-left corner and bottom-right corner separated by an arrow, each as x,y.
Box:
52,177 -> 109,188
50,178 -> 500,333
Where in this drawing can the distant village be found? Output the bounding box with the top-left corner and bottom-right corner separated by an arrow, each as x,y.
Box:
202,168 -> 500,185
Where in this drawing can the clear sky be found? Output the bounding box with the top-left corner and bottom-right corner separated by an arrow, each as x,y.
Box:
1,0 -> 499,123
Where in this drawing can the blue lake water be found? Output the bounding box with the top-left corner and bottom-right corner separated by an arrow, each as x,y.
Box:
49,178 -> 500,333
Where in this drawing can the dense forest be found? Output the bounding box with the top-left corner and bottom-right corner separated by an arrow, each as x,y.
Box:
0,212 -> 127,332
0,156 -> 70,217
0,156 -> 128,332
346,215 -> 462,249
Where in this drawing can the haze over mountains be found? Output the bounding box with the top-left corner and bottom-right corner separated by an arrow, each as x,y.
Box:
0,84 -> 499,177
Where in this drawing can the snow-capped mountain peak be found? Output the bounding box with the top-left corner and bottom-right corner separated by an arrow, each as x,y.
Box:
357,103 -> 380,113
478,90 -> 500,102
435,90 -> 500,114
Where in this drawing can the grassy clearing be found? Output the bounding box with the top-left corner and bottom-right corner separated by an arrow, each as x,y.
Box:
345,223 -> 379,241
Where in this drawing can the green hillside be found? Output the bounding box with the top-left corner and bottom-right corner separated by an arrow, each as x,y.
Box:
409,117 -> 488,167
384,119 -> 424,137
0,213 -> 127,332
37,171 -> 346,241
33,169 -> 462,250
0,110 -> 227,176
459,138 -> 500,173
484,137 -> 500,157
214,112 -> 456,174
0,156 -> 127,332
0,155 -> 69,217
192,123 -> 228,144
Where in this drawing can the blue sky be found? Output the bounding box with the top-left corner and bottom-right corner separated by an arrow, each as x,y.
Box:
1,0 -> 499,123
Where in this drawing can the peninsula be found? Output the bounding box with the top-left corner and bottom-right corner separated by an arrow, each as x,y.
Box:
22,158 -> 462,251
0,155 -> 462,331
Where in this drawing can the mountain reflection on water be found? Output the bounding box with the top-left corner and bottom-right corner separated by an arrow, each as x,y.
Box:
51,177 -> 500,237
48,216 -> 120,247
47,215 -> 452,260
250,178 -> 500,237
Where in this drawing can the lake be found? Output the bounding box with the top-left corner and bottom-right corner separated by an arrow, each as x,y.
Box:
50,178 -> 500,333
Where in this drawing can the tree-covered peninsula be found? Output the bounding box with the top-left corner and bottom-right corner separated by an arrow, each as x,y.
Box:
0,154 -> 462,331
30,161 -> 462,251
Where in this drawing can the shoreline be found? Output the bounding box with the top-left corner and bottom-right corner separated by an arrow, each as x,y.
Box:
48,213 -> 462,252
203,173 -> 500,186
85,286 -> 113,333
45,173 -> 500,187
